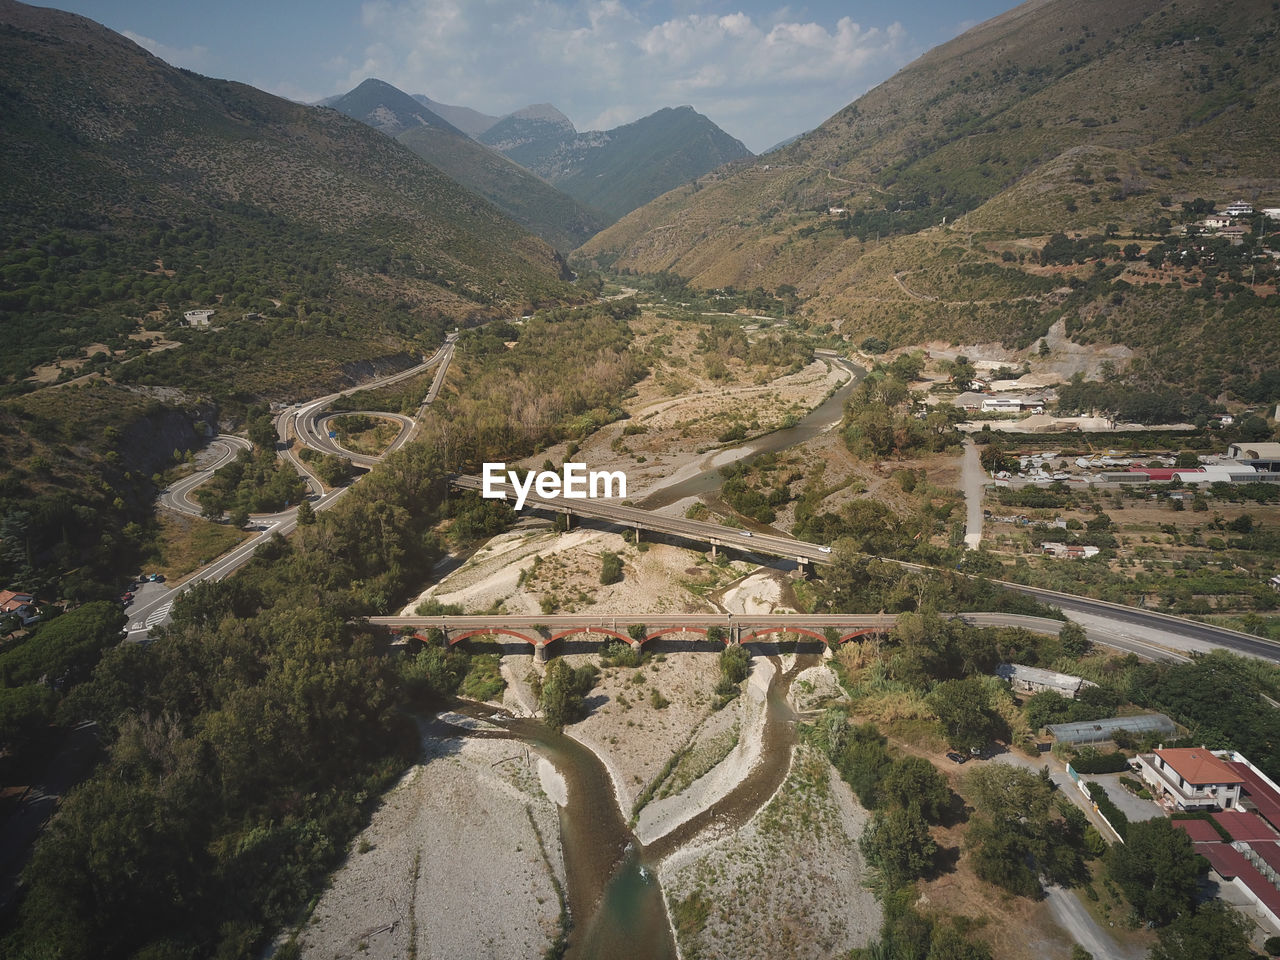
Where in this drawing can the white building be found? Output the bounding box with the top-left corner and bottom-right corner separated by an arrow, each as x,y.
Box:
184,309 -> 214,327
1137,747 -> 1244,811
1225,199 -> 1254,216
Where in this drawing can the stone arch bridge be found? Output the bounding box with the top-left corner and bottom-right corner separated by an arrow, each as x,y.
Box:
368,612 -> 1065,661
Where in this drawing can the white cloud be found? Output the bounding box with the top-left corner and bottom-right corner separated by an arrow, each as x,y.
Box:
345,1 -> 916,151
121,30 -> 210,72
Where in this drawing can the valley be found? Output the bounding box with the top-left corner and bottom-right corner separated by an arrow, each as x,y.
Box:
3,1 -> 1280,959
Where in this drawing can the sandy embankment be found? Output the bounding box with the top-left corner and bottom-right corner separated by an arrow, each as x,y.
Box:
659,741 -> 882,960
296,726 -> 566,960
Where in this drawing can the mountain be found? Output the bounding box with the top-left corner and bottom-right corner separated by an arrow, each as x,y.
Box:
412,94 -> 500,138
479,103 -> 579,171
481,104 -> 753,221
329,80 -> 608,251
0,0 -> 575,397
326,77 -> 465,137
579,0 -> 1280,391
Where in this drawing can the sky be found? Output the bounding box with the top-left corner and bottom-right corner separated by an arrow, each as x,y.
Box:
48,0 -> 1017,152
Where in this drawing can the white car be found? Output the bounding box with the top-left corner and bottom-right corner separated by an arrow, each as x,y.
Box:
818,545 -> 832,553
739,530 -> 753,537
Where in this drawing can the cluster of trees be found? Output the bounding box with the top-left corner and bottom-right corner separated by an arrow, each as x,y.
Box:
720,461 -> 793,524
537,658 -> 599,730
964,765 -> 1097,897
694,317 -> 811,376
841,370 -> 960,460
0,602 -> 125,750
816,717 -> 994,959
1055,374 -> 1213,425
195,446 -> 308,522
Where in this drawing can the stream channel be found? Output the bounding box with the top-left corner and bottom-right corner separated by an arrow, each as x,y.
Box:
450,354 -> 865,957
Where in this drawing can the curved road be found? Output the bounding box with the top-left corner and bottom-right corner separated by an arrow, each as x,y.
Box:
159,435 -> 253,517
131,334 -> 458,637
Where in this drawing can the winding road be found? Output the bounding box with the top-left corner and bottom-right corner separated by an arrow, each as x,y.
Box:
133,334 -> 458,636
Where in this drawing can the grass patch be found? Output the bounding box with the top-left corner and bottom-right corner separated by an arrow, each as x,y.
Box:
148,512 -> 251,579
670,889 -> 712,951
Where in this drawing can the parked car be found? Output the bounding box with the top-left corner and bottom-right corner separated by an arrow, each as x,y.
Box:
946,751 -> 968,764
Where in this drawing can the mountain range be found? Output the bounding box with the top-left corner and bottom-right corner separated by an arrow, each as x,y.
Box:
327,79 -> 751,228
325,79 -> 608,251
578,0 -> 1280,387
0,0 -> 578,397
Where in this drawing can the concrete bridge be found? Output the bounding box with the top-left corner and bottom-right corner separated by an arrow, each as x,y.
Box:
368,612 -> 1068,661
448,474 -> 829,569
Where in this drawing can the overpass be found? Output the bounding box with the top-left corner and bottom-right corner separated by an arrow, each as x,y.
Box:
370,611 -> 1075,661
448,474 -> 830,568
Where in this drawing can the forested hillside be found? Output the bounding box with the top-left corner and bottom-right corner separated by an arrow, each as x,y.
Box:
0,0 -> 575,395
328,79 -> 608,251
577,0 -> 1280,392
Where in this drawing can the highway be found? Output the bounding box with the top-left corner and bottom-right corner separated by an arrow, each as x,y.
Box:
450,474 -> 833,565
282,333 -> 455,468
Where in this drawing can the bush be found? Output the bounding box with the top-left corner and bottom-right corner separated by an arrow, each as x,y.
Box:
599,551 -> 623,585
1070,747 -> 1129,774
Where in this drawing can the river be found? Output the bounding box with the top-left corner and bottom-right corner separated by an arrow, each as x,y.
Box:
458,652 -> 818,960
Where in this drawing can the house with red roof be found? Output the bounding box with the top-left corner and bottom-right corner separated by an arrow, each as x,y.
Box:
1137,747 -> 1244,811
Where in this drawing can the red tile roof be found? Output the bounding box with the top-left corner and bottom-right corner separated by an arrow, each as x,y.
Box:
1228,761 -> 1280,832
1155,748 -> 1245,786
1198,842 -> 1250,879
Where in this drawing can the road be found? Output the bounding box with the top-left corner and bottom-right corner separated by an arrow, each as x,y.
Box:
133,334 -> 459,637
961,438 -> 985,549
158,435 -> 253,517
448,473 -> 1278,663
283,333 -> 455,468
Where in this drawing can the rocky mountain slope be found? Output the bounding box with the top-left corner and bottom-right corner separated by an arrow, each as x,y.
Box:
578,0 -> 1280,391
0,0 -> 576,395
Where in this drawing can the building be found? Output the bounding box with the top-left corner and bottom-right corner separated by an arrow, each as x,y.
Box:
1230,443 -> 1280,472
1041,542 -> 1100,559
996,663 -> 1095,698
0,590 -> 34,614
1137,747 -> 1244,811
1225,200 -> 1254,216
1166,751 -> 1280,935
1044,713 -> 1176,745
184,309 -> 214,327
981,395 -> 1044,414
1201,215 -> 1233,229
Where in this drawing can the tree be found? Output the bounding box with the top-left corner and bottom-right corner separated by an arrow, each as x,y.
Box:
1059,621 -> 1090,658
539,659 -> 597,731
1150,901 -> 1252,960
881,755 -> 952,823
295,500 -> 315,526
927,677 -> 996,753
228,506 -> 250,530
1107,817 -> 1206,924
860,804 -> 937,891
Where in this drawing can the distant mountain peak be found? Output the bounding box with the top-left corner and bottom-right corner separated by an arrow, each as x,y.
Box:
508,103 -> 574,128
327,78 -> 463,138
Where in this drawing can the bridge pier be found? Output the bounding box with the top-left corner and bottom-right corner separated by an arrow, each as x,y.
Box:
710,542 -> 718,559
634,525 -> 641,544
534,640 -> 548,664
